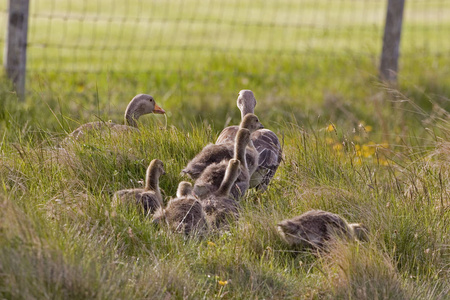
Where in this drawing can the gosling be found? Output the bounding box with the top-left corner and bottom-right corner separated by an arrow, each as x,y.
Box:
153,181 -> 207,235
193,128 -> 251,200
277,210 -> 368,250
182,113 -> 262,180
112,159 -> 165,216
202,159 -> 242,231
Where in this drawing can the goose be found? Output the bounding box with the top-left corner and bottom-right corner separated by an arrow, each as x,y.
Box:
153,181 -> 207,235
277,210 -> 369,250
216,90 -> 282,190
182,113 -> 262,180
68,94 -> 165,140
176,180 -> 194,198
202,159 -> 241,230
193,128 -> 251,200
112,159 -> 165,216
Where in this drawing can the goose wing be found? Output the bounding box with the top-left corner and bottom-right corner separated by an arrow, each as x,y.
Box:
67,121 -> 138,141
182,143 -> 233,179
215,126 -> 239,144
250,129 -> 282,189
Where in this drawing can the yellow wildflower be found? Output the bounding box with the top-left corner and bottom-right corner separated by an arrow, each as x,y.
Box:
362,144 -> 375,157
207,241 -> 216,247
333,143 -> 343,151
77,82 -> 85,92
218,280 -> 228,286
365,125 -> 373,132
326,124 -> 336,133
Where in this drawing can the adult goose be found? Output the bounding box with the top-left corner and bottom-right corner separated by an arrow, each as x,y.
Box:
68,94 -> 165,140
216,90 -> 282,190
277,210 -> 369,250
193,128 -> 251,200
202,159 -> 241,230
182,113 -> 262,180
112,159 -> 165,216
152,181 -> 208,235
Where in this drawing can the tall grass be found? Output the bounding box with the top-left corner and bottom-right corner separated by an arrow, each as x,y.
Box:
1,1 -> 449,297
1,77 -> 448,298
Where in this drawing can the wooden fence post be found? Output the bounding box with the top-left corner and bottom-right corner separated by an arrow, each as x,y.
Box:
4,0 -> 30,100
380,0 -> 405,84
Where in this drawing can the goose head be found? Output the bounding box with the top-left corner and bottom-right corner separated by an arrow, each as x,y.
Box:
223,158 -> 241,180
176,181 -> 193,198
239,113 -> 264,134
349,223 -> 369,241
149,159 -> 166,175
276,219 -> 301,246
237,90 -> 257,118
124,94 -> 166,127
227,159 -> 241,177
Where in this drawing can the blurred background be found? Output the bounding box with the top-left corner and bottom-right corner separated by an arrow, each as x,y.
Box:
1,0 -> 449,133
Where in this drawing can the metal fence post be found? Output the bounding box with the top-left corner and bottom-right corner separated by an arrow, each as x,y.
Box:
380,0 -> 405,84
4,0 -> 30,100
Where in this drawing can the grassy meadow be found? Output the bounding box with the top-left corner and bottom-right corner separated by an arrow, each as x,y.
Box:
1,0 -> 450,299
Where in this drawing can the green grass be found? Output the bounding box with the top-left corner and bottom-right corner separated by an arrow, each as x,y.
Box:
1,0 -> 450,299
1,85 -> 448,298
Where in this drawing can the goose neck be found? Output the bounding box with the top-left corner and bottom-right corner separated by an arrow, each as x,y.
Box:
217,167 -> 235,196
234,140 -> 248,169
145,168 -> 161,194
240,106 -> 254,119
124,107 -> 140,127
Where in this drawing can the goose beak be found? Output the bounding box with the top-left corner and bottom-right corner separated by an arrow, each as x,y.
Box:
259,124 -> 264,129
153,104 -> 166,114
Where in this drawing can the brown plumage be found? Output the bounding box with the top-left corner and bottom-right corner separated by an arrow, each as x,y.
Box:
176,181 -> 194,198
181,113 -> 262,179
277,210 -> 369,250
112,159 -> 165,216
68,94 -> 165,140
202,159 -> 241,230
216,90 -> 282,190
153,181 -> 208,235
193,128 -> 251,200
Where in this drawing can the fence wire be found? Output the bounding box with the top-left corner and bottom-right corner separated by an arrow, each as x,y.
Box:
1,0 -> 449,74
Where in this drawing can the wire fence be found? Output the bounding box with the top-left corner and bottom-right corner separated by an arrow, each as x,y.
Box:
1,0 -> 449,74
